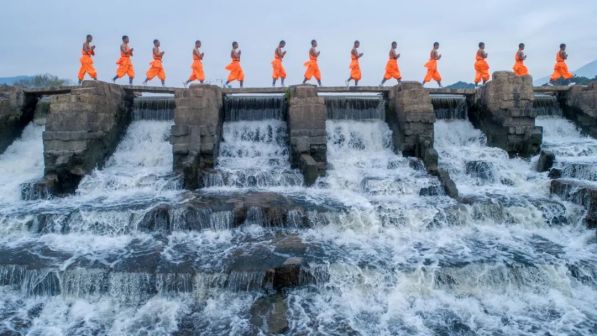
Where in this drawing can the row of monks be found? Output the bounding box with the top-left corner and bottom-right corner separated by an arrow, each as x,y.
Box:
78,35 -> 576,87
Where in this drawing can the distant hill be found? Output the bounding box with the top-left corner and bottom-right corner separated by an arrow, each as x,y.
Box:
446,81 -> 476,89
0,76 -> 33,85
534,59 -> 597,85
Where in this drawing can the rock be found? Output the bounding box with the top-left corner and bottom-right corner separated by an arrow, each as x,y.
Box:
438,168 -> 459,199
536,150 -> 555,172
299,154 -> 318,186
138,204 -> 171,232
419,185 -> 443,196
550,179 -> 597,228
249,294 -> 289,334
548,168 -> 562,179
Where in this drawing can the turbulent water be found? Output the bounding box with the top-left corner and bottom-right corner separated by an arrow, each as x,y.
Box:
0,124 -> 44,204
537,116 -> 597,184
0,99 -> 596,335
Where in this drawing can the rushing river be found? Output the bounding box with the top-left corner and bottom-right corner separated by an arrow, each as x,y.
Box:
0,95 -> 595,335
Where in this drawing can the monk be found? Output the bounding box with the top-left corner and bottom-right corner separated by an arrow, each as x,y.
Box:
474,42 -> 490,86
185,40 -> 205,86
346,40 -> 363,87
225,41 -> 244,88
78,34 -> 97,84
112,35 -> 135,84
550,43 -> 574,84
303,40 -> 322,86
513,43 -> 529,76
143,39 -> 166,86
423,42 -> 442,87
272,40 -> 287,87
380,41 -> 402,86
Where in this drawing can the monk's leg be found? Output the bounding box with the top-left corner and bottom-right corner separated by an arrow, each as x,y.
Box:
272,78 -> 277,87
281,78 -> 285,87
240,80 -> 243,88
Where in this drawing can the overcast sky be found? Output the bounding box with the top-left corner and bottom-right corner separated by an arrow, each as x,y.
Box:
1,0 -> 595,87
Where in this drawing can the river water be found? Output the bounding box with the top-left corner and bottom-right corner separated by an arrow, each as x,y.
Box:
0,95 -> 595,335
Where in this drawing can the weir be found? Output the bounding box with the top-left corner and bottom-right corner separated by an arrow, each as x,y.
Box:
431,94 -> 468,120
223,94 -> 286,121
324,94 -> 385,120
132,96 -> 175,121
0,78 -> 597,335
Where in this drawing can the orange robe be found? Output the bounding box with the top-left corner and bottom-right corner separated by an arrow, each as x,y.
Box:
423,53 -> 441,83
474,52 -> 490,83
115,45 -> 135,78
512,52 -> 529,76
225,55 -> 244,82
349,54 -> 361,80
188,51 -> 205,82
383,57 -> 401,80
272,52 -> 286,79
304,54 -> 321,80
146,52 -> 166,81
550,51 -> 573,81
78,48 -> 97,81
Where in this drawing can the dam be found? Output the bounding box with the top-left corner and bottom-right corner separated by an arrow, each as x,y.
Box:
0,72 -> 596,334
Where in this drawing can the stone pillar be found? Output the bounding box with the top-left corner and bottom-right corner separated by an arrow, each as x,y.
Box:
386,82 -> 438,170
470,71 -> 542,157
0,86 -> 37,153
43,81 -> 132,194
171,84 -> 223,189
386,82 -> 458,198
287,85 -> 326,186
563,83 -> 597,138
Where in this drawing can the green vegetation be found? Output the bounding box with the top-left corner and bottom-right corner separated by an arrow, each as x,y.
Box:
13,74 -> 71,88
548,75 -> 597,86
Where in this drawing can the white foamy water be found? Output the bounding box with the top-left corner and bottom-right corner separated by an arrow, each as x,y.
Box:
75,120 -> 179,203
537,116 -> 597,183
0,103 -> 595,335
203,119 -> 304,190
434,119 -> 548,196
0,123 -> 44,204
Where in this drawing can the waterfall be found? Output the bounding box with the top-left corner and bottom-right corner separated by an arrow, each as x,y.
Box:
324,95 -> 385,120
132,96 -> 175,121
431,94 -> 468,119
434,119 -> 547,196
224,95 -> 286,121
0,123 -> 44,204
533,94 -> 562,116
537,115 -> 597,181
203,119 -> 304,189
0,97 -> 595,335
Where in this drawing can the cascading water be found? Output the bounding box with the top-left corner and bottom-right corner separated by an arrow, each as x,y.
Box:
325,95 -> 385,120
0,94 -> 595,335
0,123 -> 44,204
431,94 -> 468,120
203,95 -> 303,190
132,96 -> 175,121
537,115 -> 597,183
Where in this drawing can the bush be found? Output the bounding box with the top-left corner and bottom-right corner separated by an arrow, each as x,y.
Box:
14,74 -> 71,88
